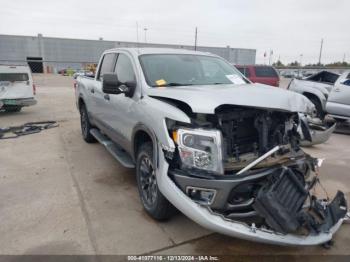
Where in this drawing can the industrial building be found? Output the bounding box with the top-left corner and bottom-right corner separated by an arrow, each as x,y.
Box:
0,34 -> 256,73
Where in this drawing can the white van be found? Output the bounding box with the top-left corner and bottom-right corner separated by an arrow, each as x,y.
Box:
0,65 -> 37,112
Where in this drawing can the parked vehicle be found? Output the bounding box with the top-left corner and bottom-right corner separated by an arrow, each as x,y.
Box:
288,70 -> 350,121
282,71 -> 298,78
73,70 -> 94,79
58,69 -> 67,75
0,65 -> 37,112
302,71 -> 317,78
75,48 -> 347,246
236,65 -> 280,87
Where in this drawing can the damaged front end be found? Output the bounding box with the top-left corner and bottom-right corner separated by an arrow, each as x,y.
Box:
164,106 -> 347,245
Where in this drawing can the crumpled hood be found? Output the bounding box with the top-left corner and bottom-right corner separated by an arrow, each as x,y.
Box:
146,83 -> 315,114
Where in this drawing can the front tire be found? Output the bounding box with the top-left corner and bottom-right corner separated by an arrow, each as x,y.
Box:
80,104 -> 96,143
136,142 -> 174,221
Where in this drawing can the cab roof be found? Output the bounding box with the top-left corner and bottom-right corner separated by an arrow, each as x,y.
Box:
104,47 -> 216,57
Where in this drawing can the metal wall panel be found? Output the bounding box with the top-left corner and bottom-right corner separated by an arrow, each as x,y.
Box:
0,34 -> 256,71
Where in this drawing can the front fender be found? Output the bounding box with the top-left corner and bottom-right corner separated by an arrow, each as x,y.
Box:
134,96 -> 191,148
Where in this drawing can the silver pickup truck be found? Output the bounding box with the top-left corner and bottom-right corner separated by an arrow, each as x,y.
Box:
75,48 -> 347,246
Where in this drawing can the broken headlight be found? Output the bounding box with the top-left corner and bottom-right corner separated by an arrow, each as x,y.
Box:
173,128 -> 223,174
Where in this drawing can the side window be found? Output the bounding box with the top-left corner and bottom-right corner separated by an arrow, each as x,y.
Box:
97,53 -> 117,80
343,79 -> 350,86
115,53 -> 136,83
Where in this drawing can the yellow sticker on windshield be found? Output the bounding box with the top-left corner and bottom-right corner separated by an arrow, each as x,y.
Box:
155,79 -> 167,86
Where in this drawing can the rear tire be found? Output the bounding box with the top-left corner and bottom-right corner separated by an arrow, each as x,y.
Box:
80,104 -> 96,143
4,106 -> 22,112
136,142 -> 174,221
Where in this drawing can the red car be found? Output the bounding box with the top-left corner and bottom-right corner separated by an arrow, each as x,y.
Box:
235,65 -> 280,87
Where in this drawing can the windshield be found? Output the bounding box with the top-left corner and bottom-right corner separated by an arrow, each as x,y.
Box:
139,54 -> 248,87
0,73 -> 29,82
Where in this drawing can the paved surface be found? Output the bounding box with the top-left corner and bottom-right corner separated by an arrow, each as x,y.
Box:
0,75 -> 349,255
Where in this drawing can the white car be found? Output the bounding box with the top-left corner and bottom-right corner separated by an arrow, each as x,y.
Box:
288,70 -> 350,121
0,65 -> 37,112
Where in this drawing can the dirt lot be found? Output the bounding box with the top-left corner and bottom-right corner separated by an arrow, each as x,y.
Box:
0,74 -> 349,256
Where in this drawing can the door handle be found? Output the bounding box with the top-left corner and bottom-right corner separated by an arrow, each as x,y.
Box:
90,88 -> 95,94
104,94 -> 110,101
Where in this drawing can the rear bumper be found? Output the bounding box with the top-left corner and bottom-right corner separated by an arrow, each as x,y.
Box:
1,98 -> 37,107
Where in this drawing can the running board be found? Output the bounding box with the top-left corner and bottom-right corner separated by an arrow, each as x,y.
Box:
90,128 -> 135,168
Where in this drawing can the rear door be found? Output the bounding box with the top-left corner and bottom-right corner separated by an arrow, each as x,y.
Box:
0,68 -> 33,101
326,71 -> 350,118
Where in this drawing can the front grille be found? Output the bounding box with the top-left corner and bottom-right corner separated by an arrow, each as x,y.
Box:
221,116 -> 260,157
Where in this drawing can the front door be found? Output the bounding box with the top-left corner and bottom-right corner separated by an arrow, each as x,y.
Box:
92,52 -> 117,130
101,52 -> 139,152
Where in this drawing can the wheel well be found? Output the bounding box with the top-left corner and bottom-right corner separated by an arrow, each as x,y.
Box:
78,97 -> 85,109
303,92 -> 325,118
134,130 -> 153,158
303,92 -> 320,104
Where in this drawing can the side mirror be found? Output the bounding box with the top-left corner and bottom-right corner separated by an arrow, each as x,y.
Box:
102,73 -> 136,97
102,73 -> 122,95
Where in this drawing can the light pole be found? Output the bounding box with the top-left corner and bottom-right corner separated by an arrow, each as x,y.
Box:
194,27 -> 198,51
299,54 -> 303,77
318,39 -> 323,65
144,28 -> 148,43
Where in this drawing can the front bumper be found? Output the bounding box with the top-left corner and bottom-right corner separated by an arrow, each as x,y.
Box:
1,98 -> 37,107
169,167 -> 276,210
301,122 -> 336,147
157,146 -> 347,246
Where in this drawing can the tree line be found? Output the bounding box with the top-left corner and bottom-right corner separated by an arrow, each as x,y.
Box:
272,60 -> 350,68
